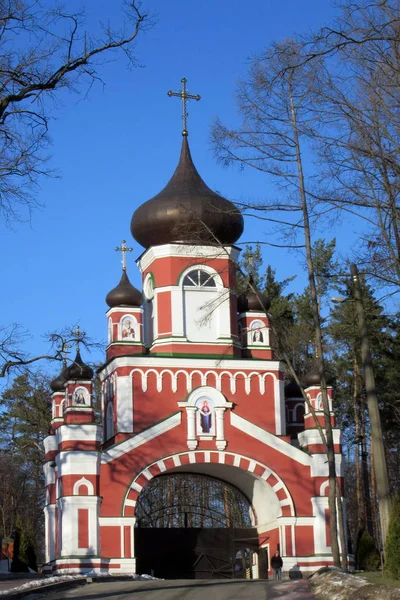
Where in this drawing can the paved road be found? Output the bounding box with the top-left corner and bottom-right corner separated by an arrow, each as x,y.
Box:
28,578 -> 316,600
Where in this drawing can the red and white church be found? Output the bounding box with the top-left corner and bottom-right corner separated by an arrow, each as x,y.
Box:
43,100 -> 344,577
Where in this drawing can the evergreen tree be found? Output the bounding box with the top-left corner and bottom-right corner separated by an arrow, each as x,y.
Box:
0,372 -> 52,567
385,494 -> 400,579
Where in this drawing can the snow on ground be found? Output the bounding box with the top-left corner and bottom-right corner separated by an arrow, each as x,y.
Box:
0,572 -> 157,596
310,568 -> 400,600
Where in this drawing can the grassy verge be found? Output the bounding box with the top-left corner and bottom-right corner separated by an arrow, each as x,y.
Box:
354,571 -> 400,589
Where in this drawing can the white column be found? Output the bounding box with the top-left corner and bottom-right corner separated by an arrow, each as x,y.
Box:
186,407 -> 198,450
44,505 -> 56,563
215,407 -> 226,450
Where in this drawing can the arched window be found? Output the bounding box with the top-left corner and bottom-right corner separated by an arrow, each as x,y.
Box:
183,269 -> 217,288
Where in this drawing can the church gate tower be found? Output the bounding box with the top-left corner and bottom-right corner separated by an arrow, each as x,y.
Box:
43,79 -> 345,577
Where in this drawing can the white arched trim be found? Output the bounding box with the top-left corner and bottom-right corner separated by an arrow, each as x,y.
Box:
178,264 -> 224,288
319,480 -> 329,497
73,476 -> 94,496
123,450 -> 295,520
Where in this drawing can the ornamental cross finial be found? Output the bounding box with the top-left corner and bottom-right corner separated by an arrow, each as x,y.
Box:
115,239 -> 133,271
73,325 -> 86,352
167,77 -> 201,136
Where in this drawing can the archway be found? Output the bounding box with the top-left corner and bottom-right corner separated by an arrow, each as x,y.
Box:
134,471 -> 260,579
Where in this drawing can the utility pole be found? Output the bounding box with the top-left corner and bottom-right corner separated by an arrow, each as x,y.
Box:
350,263 -> 391,549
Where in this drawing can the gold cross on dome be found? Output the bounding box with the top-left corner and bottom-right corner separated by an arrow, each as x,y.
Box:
115,239 -> 133,271
167,78 -> 201,136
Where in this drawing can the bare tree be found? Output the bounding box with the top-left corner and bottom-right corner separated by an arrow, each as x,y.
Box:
285,0 -> 400,292
0,323 -> 101,379
0,0 -> 149,222
212,41 -> 346,567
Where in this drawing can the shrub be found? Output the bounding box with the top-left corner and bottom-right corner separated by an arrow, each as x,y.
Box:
356,530 -> 380,571
385,494 -> 400,579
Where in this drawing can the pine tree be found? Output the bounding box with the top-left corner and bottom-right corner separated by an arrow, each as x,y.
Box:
0,372 -> 52,567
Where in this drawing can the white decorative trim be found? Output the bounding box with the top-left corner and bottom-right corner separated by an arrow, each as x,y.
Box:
230,413 -> 311,467
44,435 -> 58,453
102,413 -> 181,464
124,450 -> 295,519
99,356 -> 282,380
137,244 -> 241,272
56,424 -> 102,444
99,517 -> 136,526
73,477 -> 94,496
126,366 -> 279,397
298,428 -> 341,447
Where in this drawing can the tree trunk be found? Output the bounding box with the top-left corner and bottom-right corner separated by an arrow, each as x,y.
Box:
289,86 -> 341,566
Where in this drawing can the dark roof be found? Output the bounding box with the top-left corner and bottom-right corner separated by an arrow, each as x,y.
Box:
64,350 -> 94,381
106,270 -> 143,308
303,363 -> 335,388
237,276 -> 270,313
50,367 -> 68,392
285,379 -> 302,398
130,136 -> 244,249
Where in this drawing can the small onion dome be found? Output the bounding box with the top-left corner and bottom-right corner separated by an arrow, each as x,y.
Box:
64,350 -> 93,381
237,276 -> 270,313
285,379 -> 302,398
303,363 -> 335,388
106,270 -> 143,308
130,136 -> 244,249
50,367 -> 68,392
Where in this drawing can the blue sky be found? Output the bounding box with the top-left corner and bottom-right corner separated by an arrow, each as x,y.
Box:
0,0 -> 353,376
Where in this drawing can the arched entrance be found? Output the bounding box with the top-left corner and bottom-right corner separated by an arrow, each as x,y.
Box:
135,472 -> 261,579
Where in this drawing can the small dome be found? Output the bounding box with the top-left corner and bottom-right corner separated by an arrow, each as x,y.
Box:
64,350 -> 93,381
237,277 -> 270,313
303,363 -> 335,388
50,367 -> 68,392
131,136 -> 244,249
285,379 -> 302,398
106,270 -> 143,308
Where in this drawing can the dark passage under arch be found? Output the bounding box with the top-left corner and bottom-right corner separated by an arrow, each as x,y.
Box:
135,473 -> 263,579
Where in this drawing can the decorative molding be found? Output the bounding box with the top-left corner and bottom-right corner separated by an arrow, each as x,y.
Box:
102,413 -> 182,464
126,367 -> 278,396
137,244 -> 241,273
123,449 -> 295,519
230,412 -> 311,467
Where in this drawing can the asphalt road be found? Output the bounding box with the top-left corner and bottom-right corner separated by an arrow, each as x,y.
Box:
27,578 -> 316,600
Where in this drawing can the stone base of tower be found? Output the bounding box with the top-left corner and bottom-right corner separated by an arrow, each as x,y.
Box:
42,557 -> 137,576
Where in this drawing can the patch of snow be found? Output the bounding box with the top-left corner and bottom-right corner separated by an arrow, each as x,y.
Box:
0,572 -> 158,596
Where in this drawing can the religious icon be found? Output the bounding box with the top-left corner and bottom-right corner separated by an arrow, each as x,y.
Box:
121,318 -> 135,339
252,329 -> 264,343
199,399 -> 213,433
74,388 -> 87,405
250,320 -> 265,344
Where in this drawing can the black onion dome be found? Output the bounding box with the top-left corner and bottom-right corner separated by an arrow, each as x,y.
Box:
237,276 -> 270,313
64,350 -> 94,381
303,363 -> 335,388
106,270 -> 143,308
131,136 -> 244,249
50,367 -> 68,392
285,379 -> 302,398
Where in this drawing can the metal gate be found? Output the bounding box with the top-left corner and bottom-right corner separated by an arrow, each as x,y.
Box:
135,527 -> 260,579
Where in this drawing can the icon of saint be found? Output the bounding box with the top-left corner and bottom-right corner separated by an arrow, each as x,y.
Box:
75,391 -> 86,405
252,329 -> 263,343
122,319 -> 135,339
199,400 -> 212,433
